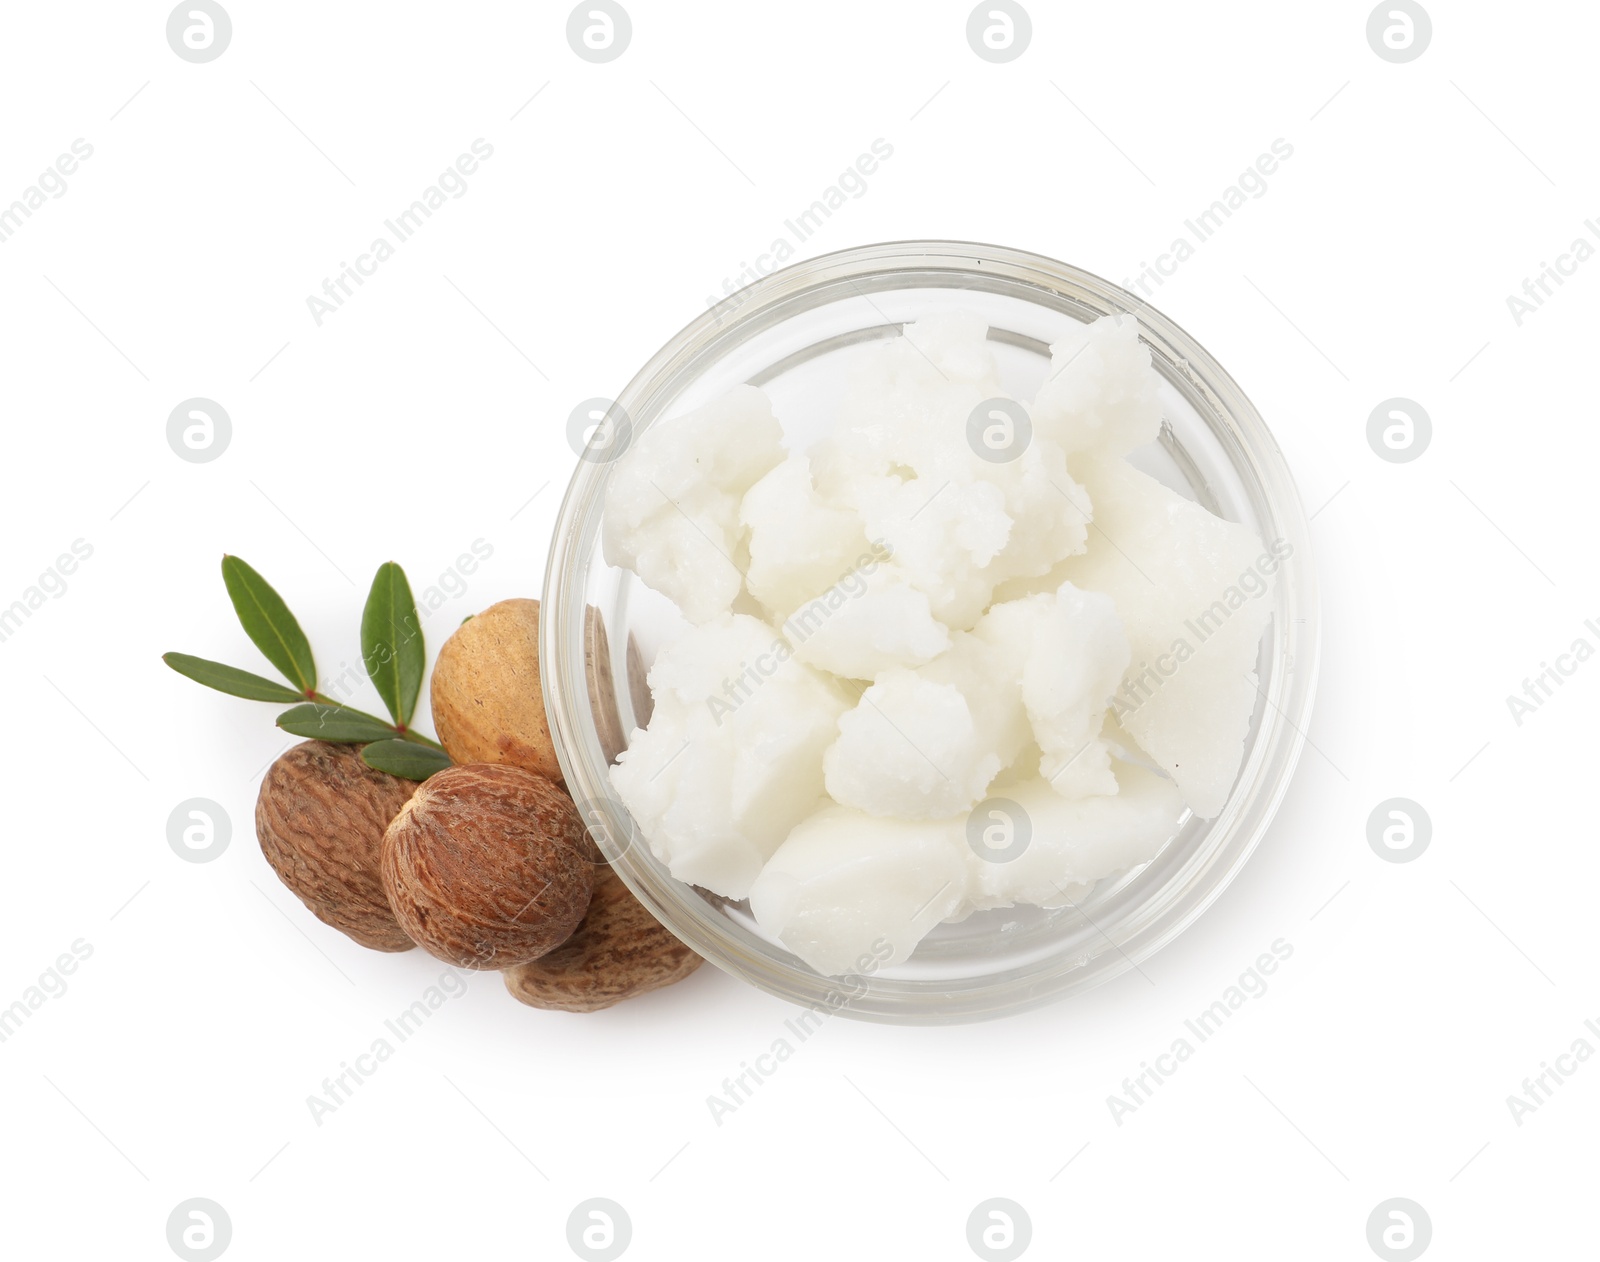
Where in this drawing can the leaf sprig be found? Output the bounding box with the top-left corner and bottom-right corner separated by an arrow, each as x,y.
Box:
164,556 -> 452,781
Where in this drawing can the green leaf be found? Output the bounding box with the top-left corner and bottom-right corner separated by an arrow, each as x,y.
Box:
163,652 -> 306,703
360,562 -> 425,727
359,739 -> 452,782
275,704 -> 397,744
221,556 -> 317,696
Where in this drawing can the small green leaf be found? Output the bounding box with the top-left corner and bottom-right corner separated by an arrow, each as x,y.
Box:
163,652 -> 306,703
359,739 -> 452,782
221,556 -> 317,696
275,704 -> 397,744
361,562 -> 425,728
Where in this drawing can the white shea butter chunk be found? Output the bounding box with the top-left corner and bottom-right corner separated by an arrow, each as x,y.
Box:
1062,458 -> 1278,818
1031,314 -> 1163,461
824,671 -> 988,820
609,613 -> 847,899
742,457 -> 952,679
602,384 -> 784,624
813,312 -> 1097,627
813,312 -> 1000,492
975,763 -> 1187,909
845,470 -> 1013,628
979,439 -> 1093,593
823,608 -> 1033,819
740,454 -> 871,620
834,312 -> 1003,447
899,310 -> 1006,388
992,582 -> 1131,799
786,563 -> 951,680
812,314 -> 1010,626
747,805 -> 969,975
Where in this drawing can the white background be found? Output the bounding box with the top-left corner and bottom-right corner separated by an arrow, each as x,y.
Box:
1,2 -> 1594,1259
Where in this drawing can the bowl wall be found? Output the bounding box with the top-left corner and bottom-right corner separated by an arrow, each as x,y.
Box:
543,241 -> 1319,1024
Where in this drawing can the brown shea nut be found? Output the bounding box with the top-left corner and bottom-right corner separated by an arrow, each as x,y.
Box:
381,764 -> 597,969
429,598 -> 563,785
255,741 -> 418,952
503,868 -> 703,1013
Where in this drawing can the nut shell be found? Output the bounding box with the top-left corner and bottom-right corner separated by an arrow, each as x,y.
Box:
502,868 -> 703,1012
430,599 -> 563,784
255,741 -> 417,952
587,607 -> 653,766
381,764 -> 596,969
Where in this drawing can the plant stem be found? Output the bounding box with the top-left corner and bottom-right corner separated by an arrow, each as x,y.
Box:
309,693 -> 448,752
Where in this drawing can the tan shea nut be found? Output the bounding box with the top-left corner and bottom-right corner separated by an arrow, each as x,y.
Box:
503,868 -> 703,1013
381,764 -> 596,969
430,598 -> 563,785
255,741 -> 417,952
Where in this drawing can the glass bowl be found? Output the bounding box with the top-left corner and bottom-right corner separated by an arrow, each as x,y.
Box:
542,240 -> 1318,1024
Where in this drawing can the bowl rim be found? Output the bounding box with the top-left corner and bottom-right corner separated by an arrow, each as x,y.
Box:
542,238 -> 1320,1024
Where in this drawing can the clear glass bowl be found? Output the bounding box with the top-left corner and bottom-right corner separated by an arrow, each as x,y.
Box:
543,240 -> 1319,1024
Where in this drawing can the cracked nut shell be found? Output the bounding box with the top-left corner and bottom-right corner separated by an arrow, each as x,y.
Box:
255,740 -> 418,952
502,868 -> 703,1012
381,763 -> 597,969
